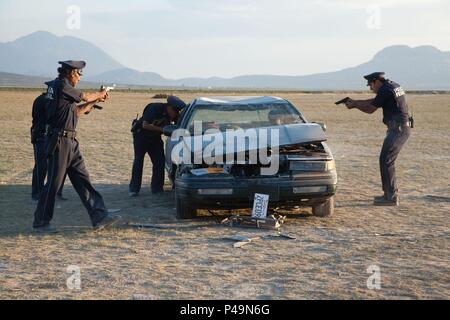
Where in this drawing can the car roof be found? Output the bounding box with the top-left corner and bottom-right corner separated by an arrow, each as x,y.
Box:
193,96 -> 288,105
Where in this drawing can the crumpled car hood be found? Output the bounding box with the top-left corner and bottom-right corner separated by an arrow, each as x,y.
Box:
171,123 -> 326,165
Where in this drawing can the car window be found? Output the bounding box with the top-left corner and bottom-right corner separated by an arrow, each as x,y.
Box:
186,103 -> 304,134
176,103 -> 189,125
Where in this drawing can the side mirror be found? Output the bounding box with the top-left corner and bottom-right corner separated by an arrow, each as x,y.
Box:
163,124 -> 178,137
312,122 -> 327,132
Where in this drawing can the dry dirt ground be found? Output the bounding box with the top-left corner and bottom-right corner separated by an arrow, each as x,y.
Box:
0,89 -> 449,300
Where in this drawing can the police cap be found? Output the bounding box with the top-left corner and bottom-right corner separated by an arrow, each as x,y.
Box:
363,72 -> 385,85
167,95 -> 186,111
58,60 -> 86,73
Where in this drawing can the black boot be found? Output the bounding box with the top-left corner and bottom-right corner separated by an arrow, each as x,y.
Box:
93,214 -> 122,230
32,223 -> 59,234
373,195 -> 386,202
374,195 -> 399,206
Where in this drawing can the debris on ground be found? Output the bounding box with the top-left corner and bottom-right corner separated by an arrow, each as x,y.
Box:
220,214 -> 286,230
265,233 -> 297,240
223,235 -> 262,248
127,222 -> 220,230
223,232 -> 296,248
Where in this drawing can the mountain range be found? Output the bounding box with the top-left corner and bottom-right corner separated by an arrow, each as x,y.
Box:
0,31 -> 449,90
0,31 -> 123,77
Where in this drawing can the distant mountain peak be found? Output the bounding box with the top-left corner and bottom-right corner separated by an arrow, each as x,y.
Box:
13,30 -> 59,44
373,45 -> 413,59
0,31 -> 123,77
412,45 -> 444,56
374,44 -> 444,60
24,30 -> 54,37
16,30 -> 57,41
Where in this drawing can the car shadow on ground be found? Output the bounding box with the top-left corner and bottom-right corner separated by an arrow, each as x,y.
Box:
0,183 -> 327,237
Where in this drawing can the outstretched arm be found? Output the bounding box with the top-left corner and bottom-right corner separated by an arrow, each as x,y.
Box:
82,90 -> 108,102
345,98 -> 378,114
76,90 -> 109,117
76,101 -> 98,117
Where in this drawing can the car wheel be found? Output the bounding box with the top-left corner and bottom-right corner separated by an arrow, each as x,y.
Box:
312,196 -> 334,217
176,195 -> 197,219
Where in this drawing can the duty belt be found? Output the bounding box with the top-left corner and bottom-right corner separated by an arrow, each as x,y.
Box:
46,127 -> 77,139
386,120 -> 411,131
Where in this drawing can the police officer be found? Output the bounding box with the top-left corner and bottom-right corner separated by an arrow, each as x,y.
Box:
129,96 -> 186,197
31,92 -> 67,202
33,60 -> 120,232
344,72 -> 412,206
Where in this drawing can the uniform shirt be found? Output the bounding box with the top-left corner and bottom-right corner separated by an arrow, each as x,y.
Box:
139,102 -> 170,139
45,78 -> 83,131
142,102 -> 169,123
31,93 -> 47,139
372,80 -> 409,124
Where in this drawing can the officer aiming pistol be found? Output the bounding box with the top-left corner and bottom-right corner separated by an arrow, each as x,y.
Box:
340,72 -> 412,207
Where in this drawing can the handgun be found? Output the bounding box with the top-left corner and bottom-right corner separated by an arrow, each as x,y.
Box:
100,84 -> 116,92
131,114 -> 142,133
95,84 -> 115,106
335,97 -> 351,105
80,101 -> 103,114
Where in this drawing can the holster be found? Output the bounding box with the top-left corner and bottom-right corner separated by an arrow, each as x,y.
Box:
131,118 -> 143,134
31,128 -> 45,144
31,127 -> 36,144
386,120 -> 411,133
45,133 -> 59,158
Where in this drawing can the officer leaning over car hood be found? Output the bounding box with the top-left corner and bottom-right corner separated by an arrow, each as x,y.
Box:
33,60 -> 120,233
344,72 -> 412,206
129,95 -> 186,197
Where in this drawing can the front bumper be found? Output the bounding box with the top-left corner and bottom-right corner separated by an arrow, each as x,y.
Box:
175,171 -> 337,209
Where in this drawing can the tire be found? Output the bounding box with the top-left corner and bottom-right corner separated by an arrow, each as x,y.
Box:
312,196 -> 334,217
176,195 -> 197,219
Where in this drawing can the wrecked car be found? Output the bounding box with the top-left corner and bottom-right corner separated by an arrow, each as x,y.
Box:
163,96 -> 337,219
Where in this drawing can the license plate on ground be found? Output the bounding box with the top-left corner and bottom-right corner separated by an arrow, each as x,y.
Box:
252,193 -> 269,219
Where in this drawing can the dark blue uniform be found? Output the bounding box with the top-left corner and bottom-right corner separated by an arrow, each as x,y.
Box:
129,103 -> 169,194
31,92 -> 65,200
373,80 -> 411,200
33,78 -> 107,228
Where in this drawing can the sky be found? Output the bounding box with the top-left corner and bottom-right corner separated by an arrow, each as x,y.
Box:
0,0 -> 449,78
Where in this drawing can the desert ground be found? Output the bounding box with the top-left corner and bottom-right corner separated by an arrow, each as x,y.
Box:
0,89 -> 449,299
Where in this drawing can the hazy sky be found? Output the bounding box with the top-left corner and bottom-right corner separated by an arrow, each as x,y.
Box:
0,0 -> 449,78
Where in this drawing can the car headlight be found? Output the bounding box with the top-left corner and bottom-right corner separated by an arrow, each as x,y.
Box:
325,160 -> 335,171
289,160 -> 335,172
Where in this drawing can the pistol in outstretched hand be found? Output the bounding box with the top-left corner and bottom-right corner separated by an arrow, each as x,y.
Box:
335,97 -> 351,105
100,84 -> 116,92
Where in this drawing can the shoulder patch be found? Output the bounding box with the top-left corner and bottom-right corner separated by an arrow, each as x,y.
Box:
46,86 -> 54,100
393,86 -> 405,98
